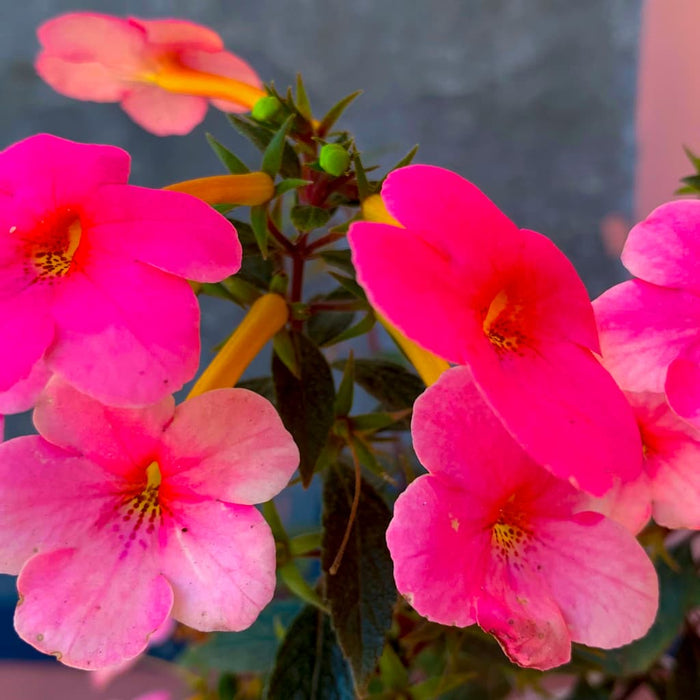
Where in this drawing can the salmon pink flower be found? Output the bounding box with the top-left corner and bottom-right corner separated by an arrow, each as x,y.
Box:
0,378 -> 299,669
0,133 -> 241,408
348,165 -> 641,495
387,366 -> 658,670
36,13 -> 264,135
595,200 -> 700,425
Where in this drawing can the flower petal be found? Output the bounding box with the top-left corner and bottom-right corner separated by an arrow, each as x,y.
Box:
47,255 -> 199,406
595,279 -> 700,393
159,501 -> 275,631
665,354 -> 700,426
121,85 -> 208,136
386,475 -> 491,628
160,389 -> 299,505
0,357 -> 52,414
34,377 -> 174,478
84,184 -> 242,282
622,200 -> 700,294
15,543 -> 172,670
133,17 -> 224,51
35,55 -> 130,102
531,513 -> 658,649
0,436 -> 119,574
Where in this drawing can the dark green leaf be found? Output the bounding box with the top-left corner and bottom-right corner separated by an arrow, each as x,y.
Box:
237,376 -> 275,402
216,276 -> 261,306
573,543 -> 700,675
250,204 -> 269,258
180,599 -> 300,674
295,73 -> 313,122
278,561 -> 328,612
322,463 -> 396,692
291,205 -> 332,232
684,145 -> 700,172
329,311 -> 376,345
334,351 -> 355,417
350,410 -> 410,433
342,358 -> 425,411
205,133 -> 250,174
387,144 -> 419,175
307,307 -> 356,347
262,115 -> 295,177
318,90 -> 363,136
567,680 -> 612,700
267,605 -> 354,700
275,178 -> 312,196
328,272 -> 366,300
353,153 -> 372,201
318,248 -> 355,275
273,332 -> 336,486
218,674 -> 237,700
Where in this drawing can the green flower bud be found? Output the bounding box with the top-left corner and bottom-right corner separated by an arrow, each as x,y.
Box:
251,96 -> 283,123
319,143 -> 350,177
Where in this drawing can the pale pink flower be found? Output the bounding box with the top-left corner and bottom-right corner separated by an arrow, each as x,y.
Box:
0,133 -> 241,408
0,378 -> 299,670
36,13 -> 264,135
595,200 -> 700,424
348,165 -> 641,495
387,366 -> 658,670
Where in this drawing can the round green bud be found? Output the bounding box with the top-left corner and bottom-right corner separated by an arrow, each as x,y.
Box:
251,96 -> 283,123
319,143 -> 351,177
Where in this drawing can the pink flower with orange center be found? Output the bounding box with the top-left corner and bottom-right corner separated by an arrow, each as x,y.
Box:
0,378 -> 299,670
348,165 -> 642,495
387,366 -> 658,670
0,133 -> 241,409
36,13 -> 265,135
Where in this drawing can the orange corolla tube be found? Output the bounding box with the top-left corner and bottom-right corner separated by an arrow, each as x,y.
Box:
188,293 -> 289,398
164,172 -> 275,206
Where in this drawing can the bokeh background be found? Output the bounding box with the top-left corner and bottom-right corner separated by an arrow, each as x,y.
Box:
1,1 -> 695,697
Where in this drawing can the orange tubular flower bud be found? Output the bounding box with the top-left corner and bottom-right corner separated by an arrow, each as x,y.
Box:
188,293 -> 289,398
164,172 -> 275,207
150,63 -> 266,110
361,194 -> 450,386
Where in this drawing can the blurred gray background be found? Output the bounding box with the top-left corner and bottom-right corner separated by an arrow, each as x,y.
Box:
0,0 -> 642,667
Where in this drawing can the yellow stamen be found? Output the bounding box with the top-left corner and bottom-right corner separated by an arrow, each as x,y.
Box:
148,63 -> 266,110
163,172 -> 274,206
188,293 -> 289,398
361,193 -> 450,386
145,460 -> 162,489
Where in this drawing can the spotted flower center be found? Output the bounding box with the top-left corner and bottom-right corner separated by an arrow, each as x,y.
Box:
490,498 -> 531,564
24,209 -> 83,282
117,461 -> 164,558
482,289 -> 525,355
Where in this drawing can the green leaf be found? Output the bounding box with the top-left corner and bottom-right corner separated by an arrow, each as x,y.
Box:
272,332 -> 336,487
318,90 -> 363,136
179,599 -> 301,674
684,145 -> 700,172
328,272 -> 367,300
267,605 -> 354,700
322,462 -> 396,692
307,306 -> 356,347
218,674 -> 237,700
275,178 -> 312,196
318,249 -> 355,275
214,276 -> 261,306
353,153 -> 372,201
343,359 -> 425,411
290,531 -> 322,556
237,376 -> 275,402
334,351 -> 355,417
278,561 -> 328,612
295,73 -> 313,122
329,311 -> 376,345
273,329 -> 300,378
291,205 -> 332,232
250,204 -> 269,258
350,410 -> 410,433
262,114 -> 295,177
387,144 -> 419,174
205,133 -> 250,174
573,542 -> 700,675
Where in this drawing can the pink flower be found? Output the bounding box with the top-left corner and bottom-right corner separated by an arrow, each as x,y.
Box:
348,165 -> 641,495
36,13 -> 264,135
0,133 -> 241,408
0,378 -> 299,669
387,366 -> 658,670
595,200 -> 700,425
589,391 -> 700,532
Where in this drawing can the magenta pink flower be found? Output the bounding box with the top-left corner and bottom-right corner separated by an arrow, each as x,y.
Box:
36,13 -> 264,135
595,200 -> 700,425
387,366 -> 658,670
348,165 -> 641,495
0,378 -> 299,669
0,133 -> 241,408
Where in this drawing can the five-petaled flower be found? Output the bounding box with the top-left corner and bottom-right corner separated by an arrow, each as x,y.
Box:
0,378 -> 299,669
348,164 -> 642,495
0,133 -> 241,410
36,12 -> 265,135
387,366 -> 658,670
